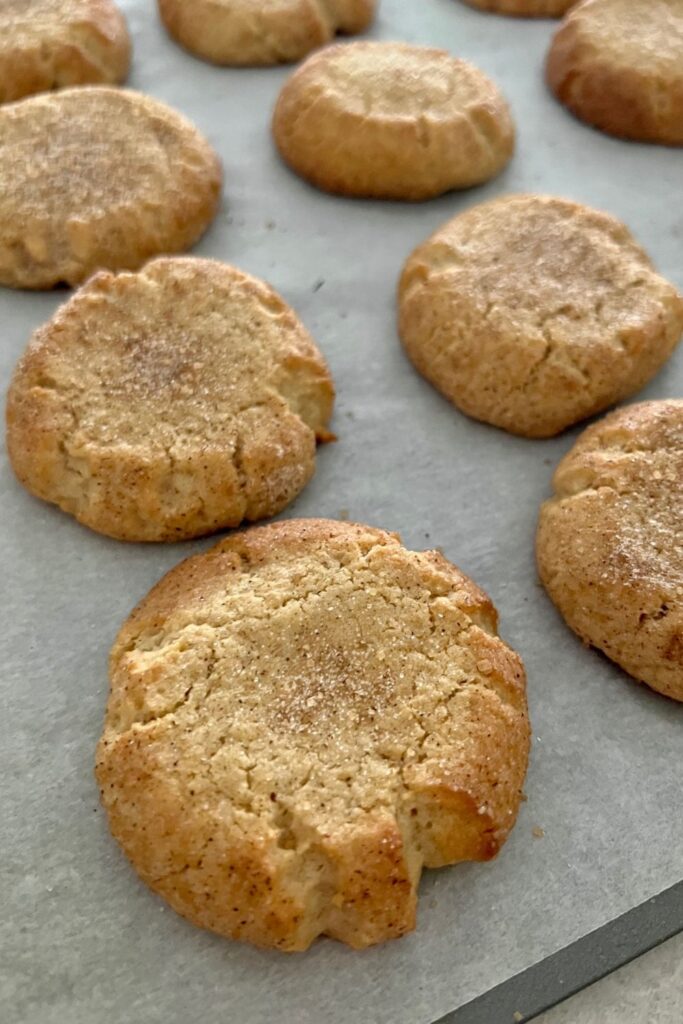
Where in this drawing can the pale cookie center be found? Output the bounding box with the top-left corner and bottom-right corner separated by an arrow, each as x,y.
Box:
323,54 -> 482,116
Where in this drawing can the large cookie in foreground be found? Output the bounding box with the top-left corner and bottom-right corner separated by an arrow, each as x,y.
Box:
538,400 -> 683,701
96,519 -> 530,950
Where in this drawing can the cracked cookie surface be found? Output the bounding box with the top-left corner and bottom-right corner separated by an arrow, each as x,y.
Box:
547,0 -> 683,145
273,41 -> 514,200
96,518 -> 530,950
0,86 -> 221,289
6,257 -> 334,541
399,195 -> 683,437
157,0 -> 376,66
0,0 -> 130,104
537,400 -> 683,702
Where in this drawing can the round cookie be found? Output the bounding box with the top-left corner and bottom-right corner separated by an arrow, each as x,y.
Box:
6,258 -> 334,541
0,0 -> 131,104
273,42 -> 515,201
547,0 -> 683,145
399,195 -> 683,438
0,87 -> 222,289
96,518 -> 530,951
158,0 -> 376,67
537,400 -> 683,702
461,0 -> 575,16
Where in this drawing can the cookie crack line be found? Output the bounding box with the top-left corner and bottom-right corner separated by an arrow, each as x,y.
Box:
108,593 -> 518,761
548,480 -> 644,503
114,538 -> 486,661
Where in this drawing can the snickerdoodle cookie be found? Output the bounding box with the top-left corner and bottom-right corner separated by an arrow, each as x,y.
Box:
399,195 -> 683,437
6,258 -> 334,541
158,0 -> 376,66
547,0 -> 683,145
537,400 -> 683,702
0,0 -> 130,103
462,0 -> 575,15
96,518 -> 530,950
273,42 -> 515,201
0,87 -> 221,289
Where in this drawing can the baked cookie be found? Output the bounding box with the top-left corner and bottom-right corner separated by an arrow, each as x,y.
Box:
96,518 -> 530,951
537,400 -> 683,702
461,0 -> 575,16
547,0 -> 683,145
158,0 -> 376,66
273,42 -> 514,201
0,87 -> 221,289
0,0 -> 131,104
399,195 -> 683,438
6,258 -> 334,541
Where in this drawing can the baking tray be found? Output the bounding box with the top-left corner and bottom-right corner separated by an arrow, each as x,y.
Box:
2,2 -> 682,1022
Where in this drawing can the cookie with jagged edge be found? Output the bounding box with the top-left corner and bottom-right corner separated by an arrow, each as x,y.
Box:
96,519 -> 530,950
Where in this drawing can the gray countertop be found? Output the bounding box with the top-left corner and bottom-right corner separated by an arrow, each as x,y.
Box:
537,934 -> 683,1024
